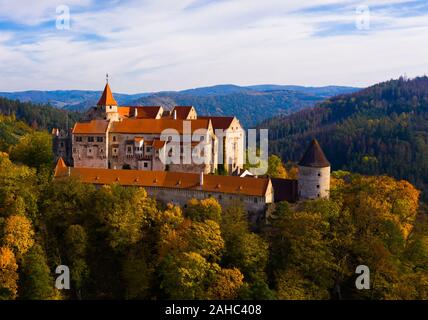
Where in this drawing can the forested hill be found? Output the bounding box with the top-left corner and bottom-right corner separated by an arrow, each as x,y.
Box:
260,76 -> 428,198
0,85 -> 358,127
0,97 -> 80,131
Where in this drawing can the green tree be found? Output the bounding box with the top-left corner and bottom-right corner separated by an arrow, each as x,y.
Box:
64,225 -> 89,299
184,198 -> 222,223
18,244 -> 54,300
267,155 -> 287,178
9,131 -> 53,171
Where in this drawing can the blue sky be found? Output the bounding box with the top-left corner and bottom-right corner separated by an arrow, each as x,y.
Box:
0,0 -> 427,93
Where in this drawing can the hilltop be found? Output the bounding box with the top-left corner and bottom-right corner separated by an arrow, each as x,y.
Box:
261,76 -> 428,198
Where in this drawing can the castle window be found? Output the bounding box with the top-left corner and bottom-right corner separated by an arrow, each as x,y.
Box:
144,162 -> 148,168
75,136 -> 83,142
113,136 -> 117,142
112,148 -> 118,156
254,198 -> 258,203
318,173 -> 321,177
317,185 -> 320,188
97,137 -> 103,142
317,194 -> 320,198
60,142 -> 64,147
126,145 -> 133,155
88,136 -> 94,142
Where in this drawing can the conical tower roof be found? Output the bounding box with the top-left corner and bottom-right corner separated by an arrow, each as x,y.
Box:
298,139 -> 330,168
97,83 -> 117,106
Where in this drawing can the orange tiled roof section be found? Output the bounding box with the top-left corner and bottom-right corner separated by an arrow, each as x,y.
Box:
54,159 -> 269,197
118,106 -> 162,119
72,120 -> 110,134
172,106 -> 193,119
199,116 -> 235,130
110,118 -> 211,134
152,140 -> 166,149
97,83 -> 118,106
54,157 -> 67,177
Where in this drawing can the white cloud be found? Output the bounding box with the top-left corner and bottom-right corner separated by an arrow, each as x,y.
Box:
0,0 -> 427,92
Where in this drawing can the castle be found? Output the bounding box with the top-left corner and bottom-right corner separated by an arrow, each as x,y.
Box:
54,81 -> 244,175
53,81 -> 331,217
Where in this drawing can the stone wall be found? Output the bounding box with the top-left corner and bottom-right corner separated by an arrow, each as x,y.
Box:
297,165 -> 330,200
72,133 -> 109,168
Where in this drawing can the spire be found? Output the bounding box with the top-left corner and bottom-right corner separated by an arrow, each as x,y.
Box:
54,157 -> 68,177
298,139 -> 330,168
97,79 -> 118,106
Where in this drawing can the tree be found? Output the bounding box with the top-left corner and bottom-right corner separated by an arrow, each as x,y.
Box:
184,198 -> 222,223
267,155 -> 287,178
9,131 -> 53,171
206,268 -> 244,300
18,244 -> 55,300
0,152 -> 39,220
0,247 -> 18,300
64,225 -> 89,299
276,267 -> 328,300
160,252 -> 213,299
93,185 -> 159,251
221,205 -> 269,280
122,250 -> 154,299
2,214 -> 35,258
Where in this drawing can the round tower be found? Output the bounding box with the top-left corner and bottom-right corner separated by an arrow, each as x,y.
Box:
297,139 -> 330,200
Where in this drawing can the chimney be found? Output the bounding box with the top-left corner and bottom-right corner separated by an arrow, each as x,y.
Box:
134,108 -> 138,118
199,172 -> 204,186
173,109 -> 177,120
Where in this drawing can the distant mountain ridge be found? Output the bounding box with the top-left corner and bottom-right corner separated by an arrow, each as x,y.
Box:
0,84 -> 359,127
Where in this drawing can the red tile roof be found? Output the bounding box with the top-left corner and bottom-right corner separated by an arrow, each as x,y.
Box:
97,83 -> 118,106
72,120 -> 109,134
298,139 -> 330,168
54,159 -> 270,197
171,106 -> 194,119
110,118 -> 211,134
118,106 -> 162,119
199,116 -> 236,130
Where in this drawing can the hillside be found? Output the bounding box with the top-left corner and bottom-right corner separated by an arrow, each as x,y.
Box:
261,76 -> 428,198
0,85 -> 358,127
0,97 -> 80,131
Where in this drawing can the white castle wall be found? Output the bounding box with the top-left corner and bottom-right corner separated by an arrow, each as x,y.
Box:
298,165 -> 330,200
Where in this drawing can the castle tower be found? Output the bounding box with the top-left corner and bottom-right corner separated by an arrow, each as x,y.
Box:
97,78 -> 119,122
297,139 -> 330,200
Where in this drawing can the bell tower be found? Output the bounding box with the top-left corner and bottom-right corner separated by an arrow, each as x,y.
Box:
97,74 -> 119,121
